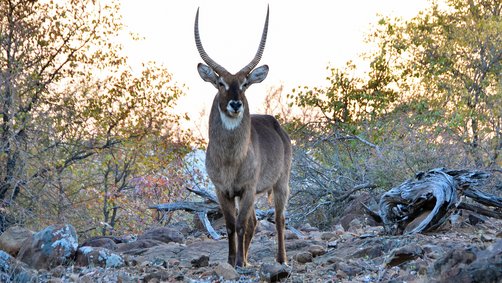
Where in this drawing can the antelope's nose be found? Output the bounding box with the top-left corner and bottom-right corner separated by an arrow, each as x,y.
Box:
229,101 -> 242,112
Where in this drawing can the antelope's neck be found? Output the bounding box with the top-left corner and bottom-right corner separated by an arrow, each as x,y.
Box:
208,100 -> 251,161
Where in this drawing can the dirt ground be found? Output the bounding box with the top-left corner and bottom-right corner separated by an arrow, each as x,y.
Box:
42,210 -> 502,283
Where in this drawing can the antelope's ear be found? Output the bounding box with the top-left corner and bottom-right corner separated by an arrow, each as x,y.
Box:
247,65 -> 269,85
197,63 -> 219,87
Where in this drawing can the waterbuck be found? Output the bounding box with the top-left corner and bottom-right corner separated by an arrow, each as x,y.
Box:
194,6 -> 292,267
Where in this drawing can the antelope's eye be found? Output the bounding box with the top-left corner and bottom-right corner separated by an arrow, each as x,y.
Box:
218,81 -> 225,88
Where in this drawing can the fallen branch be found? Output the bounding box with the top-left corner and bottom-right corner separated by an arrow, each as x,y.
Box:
149,200 -> 221,239
186,186 -> 218,204
197,211 -> 221,240
149,201 -> 219,214
334,182 -> 377,202
457,202 -> 502,219
462,187 -> 502,208
151,193 -> 305,239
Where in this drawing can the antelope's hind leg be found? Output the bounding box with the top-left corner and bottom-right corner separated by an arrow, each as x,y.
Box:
216,190 -> 238,266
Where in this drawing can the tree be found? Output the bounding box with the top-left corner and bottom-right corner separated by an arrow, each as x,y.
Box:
288,59 -> 398,136
0,0 -> 189,231
284,0 -> 502,228
284,58 -> 396,227
373,0 -> 501,166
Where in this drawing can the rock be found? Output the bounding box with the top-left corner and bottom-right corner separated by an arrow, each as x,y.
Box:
326,256 -> 343,265
116,239 -> 167,255
246,238 -> 276,265
50,265 -> 67,279
294,251 -> 313,264
167,221 -> 192,236
431,245 -> 477,276
320,232 -> 337,241
351,243 -> 384,259
308,245 -> 326,257
191,253 -> 209,268
468,213 -> 486,226
256,220 -> 276,234
213,262 -> 239,280
285,230 -> 299,240
298,223 -> 319,232
338,232 -> 355,241
0,250 -> 38,282
480,233 -> 495,242
115,271 -> 137,283
333,224 -> 345,233
174,272 -> 185,281
17,224 -> 78,270
327,240 -> 338,249
0,226 -> 34,256
422,244 -> 445,259
142,270 -> 171,282
430,240 -> 502,282
137,227 -> 184,244
80,236 -> 119,251
259,262 -> 292,282
347,218 -> 363,232
285,239 -> 312,251
75,246 -> 125,268
332,261 -> 363,277
167,258 -> 180,267
385,244 -> 424,267
338,192 -> 379,230
137,242 -> 184,264
178,240 -> 228,266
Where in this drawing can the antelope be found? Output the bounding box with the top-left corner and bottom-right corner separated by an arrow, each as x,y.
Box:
194,6 -> 292,267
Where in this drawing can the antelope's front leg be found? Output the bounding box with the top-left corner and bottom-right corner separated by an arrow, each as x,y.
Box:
216,190 -> 237,266
243,207 -> 257,265
236,187 -> 256,267
274,179 -> 289,265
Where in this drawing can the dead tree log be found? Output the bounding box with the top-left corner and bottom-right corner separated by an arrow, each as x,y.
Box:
186,186 -> 219,203
379,168 -> 500,235
149,201 -> 222,239
150,187 -> 305,239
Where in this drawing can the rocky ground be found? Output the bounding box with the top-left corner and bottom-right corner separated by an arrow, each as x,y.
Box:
0,207 -> 501,282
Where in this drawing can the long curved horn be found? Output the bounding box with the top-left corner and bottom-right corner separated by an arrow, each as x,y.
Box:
239,5 -> 269,75
194,8 -> 229,75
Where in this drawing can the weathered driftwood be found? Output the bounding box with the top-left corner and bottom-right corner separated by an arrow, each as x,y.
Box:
379,168 -> 501,235
149,200 -> 222,239
457,202 -> 502,219
197,211 -> 221,240
151,201 -> 219,213
150,186 -> 305,239
186,186 -> 219,203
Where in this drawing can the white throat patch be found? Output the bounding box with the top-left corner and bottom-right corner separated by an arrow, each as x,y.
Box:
218,105 -> 243,130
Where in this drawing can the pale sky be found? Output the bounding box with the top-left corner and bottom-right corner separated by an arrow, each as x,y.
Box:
119,0 -> 430,131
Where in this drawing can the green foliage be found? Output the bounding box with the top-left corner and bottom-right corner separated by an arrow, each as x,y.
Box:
284,0 -> 501,228
372,0 -> 501,166
288,60 -> 398,135
0,0 -> 193,234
